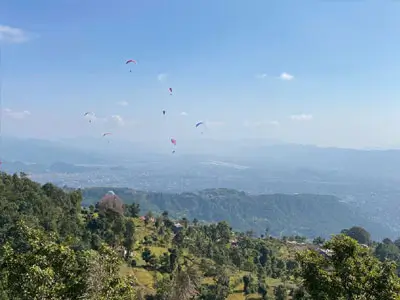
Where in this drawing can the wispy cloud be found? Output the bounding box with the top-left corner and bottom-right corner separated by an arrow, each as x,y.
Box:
0,25 -> 30,44
290,114 -> 313,121
280,72 -> 294,81
157,73 -> 168,82
110,115 -> 124,126
4,108 -> 31,119
255,73 -> 268,79
180,112 -> 188,116
117,101 -> 129,106
244,120 -> 280,127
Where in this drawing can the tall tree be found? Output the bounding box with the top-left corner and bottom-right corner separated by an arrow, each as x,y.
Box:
296,234 -> 400,299
341,226 -> 371,245
123,218 -> 135,260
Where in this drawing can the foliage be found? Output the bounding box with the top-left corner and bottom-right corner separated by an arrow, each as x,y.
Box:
296,234 -> 400,299
0,221 -> 135,300
3,172 -> 400,299
82,187 -> 389,239
341,226 -> 371,245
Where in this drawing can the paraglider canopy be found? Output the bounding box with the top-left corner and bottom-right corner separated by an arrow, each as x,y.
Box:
171,138 -> 176,146
126,59 -> 137,72
102,132 -> 112,137
195,121 -> 205,134
84,112 -> 95,123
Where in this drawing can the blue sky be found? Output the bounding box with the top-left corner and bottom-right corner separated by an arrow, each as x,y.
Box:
1,0 -> 400,149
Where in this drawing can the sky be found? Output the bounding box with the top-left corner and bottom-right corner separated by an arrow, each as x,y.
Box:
1,0 -> 400,149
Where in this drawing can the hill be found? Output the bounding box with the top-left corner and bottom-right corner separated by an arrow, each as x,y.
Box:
81,187 -> 393,239
2,172 -> 400,299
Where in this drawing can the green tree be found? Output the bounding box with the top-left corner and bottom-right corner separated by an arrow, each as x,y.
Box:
214,267 -> 230,299
124,203 -> 140,218
274,284 -> 288,300
169,265 -> 202,300
312,236 -> 325,245
341,226 -> 371,245
0,221 -> 135,300
142,247 -> 156,267
292,287 -> 310,300
123,218 -> 135,260
296,234 -> 400,299
374,241 -> 400,262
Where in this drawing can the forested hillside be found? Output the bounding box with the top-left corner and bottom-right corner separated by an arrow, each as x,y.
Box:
3,172 -> 400,299
82,187 -> 392,239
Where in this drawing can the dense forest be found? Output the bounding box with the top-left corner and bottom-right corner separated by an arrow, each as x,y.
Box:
2,172 -> 400,299
81,187 -> 391,239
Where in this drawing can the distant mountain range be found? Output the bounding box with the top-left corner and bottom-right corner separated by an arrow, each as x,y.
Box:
81,187 -> 394,240
4,136 -> 400,238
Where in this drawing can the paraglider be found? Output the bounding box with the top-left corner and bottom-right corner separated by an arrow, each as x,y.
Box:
170,138 -> 176,153
163,110 -> 166,115
169,87 -> 173,95
195,121 -> 205,134
103,132 -> 112,143
84,112 -> 95,123
126,59 -> 137,72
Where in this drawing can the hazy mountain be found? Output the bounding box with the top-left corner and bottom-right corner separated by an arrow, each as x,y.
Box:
4,136 -> 400,235
1,136 -> 107,165
81,187 -> 394,240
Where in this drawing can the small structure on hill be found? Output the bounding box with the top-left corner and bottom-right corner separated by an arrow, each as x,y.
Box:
317,248 -> 334,258
172,222 -> 183,234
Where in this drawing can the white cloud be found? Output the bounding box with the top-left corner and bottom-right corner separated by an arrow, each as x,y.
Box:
280,72 -> 294,81
110,115 -> 124,126
4,108 -> 31,119
180,112 -> 188,116
0,25 -> 29,44
255,73 -> 267,79
290,114 -> 313,121
157,73 -> 168,82
117,101 -> 129,106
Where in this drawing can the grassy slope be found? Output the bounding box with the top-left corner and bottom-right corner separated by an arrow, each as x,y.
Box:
119,218 -> 298,299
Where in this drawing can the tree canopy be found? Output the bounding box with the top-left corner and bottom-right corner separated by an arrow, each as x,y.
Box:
2,172 -> 400,299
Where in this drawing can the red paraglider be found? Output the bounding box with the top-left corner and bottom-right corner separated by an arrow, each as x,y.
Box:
170,138 -> 177,154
